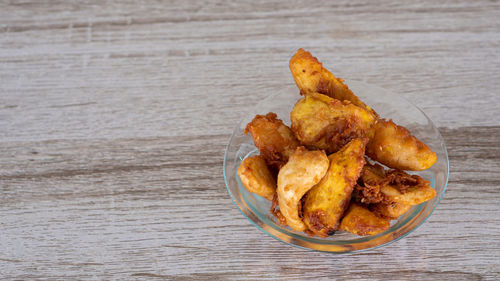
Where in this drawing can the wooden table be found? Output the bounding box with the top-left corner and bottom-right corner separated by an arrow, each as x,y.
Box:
1,0 -> 499,279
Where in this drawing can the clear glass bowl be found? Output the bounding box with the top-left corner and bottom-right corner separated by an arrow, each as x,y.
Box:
223,80 -> 449,253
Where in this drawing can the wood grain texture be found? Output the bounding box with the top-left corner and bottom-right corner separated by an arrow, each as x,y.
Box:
0,0 -> 499,280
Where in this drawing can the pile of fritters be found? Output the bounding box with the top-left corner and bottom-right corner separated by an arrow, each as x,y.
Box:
238,49 -> 437,237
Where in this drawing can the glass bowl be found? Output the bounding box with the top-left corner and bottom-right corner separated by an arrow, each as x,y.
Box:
223,80 -> 449,253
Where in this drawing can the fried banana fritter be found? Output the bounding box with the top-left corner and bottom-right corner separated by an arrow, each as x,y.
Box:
354,163 -> 388,204
237,155 -> 277,201
245,112 -> 300,170
370,202 -> 411,219
380,180 -> 436,206
289,48 -> 378,117
290,92 -> 375,154
339,202 -> 390,236
353,183 -> 386,205
366,119 -> 437,171
302,138 -> 367,237
290,49 -> 437,171
357,163 -> 437,206
277,147 -> 329,232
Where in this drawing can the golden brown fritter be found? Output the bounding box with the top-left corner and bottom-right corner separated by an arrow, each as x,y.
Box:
290,49 -> 437,171
370,202 -> 411,220
353,183 -> 387,205
277,147 -> 329,232
357,163 -> 437,206
339,202 -> 390,236
366,119 -> 438,171
240,49 -> 441,238
290,92 -> 376,154
270,193 -> 288,226
380,180 -> 436,206
302,138 -> 367,237
237,155 -> 277,201
244,112 -> 300,170
289,48 -> 378,117
354,163 -> 389,204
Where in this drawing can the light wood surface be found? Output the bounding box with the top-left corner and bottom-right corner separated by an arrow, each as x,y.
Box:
1,0 -> 499,280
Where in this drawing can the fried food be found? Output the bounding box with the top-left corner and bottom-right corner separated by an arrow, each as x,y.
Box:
290,92 -> 376,154
354,163 -> 388,204
237,155 -> 277,201
289,48 -> 378,117
290,49 -> 437,171
339,202 -> 390,236
370,202 -> 411,219
357,163 -> 437,206
277,147 -> 329,232
235,48 -> 440,239
366,119 -> 437,171
380,179 -> 436,206
353,183 -> 386,204
303,138 -> 367,237
270,193 -> 287,225
245,112 -> 300,170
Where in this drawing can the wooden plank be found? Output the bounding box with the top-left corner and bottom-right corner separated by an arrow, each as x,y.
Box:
0,127 -> 499,279
0,0 -> 499,142
0,0 -> 499,279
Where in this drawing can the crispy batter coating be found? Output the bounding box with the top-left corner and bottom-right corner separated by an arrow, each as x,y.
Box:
357,163 -> 437,206
277,147 -> 329,232
353,183 -> 387,205
290,92 -> 376,154
339,202 -> 390,236
237,155 -> 277,201
245,112 -> 300,170
302,138 -> 367,237
354,163 -> 389,204
370,202 -> 411,219
290,49 -> 437,171
270,193 -> 288,225
289,48 -> 378,117
380,180 -> 436,206
366,119 -> 437,171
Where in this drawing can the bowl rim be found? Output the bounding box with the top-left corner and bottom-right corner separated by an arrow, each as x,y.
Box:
223,81 -> 449,253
